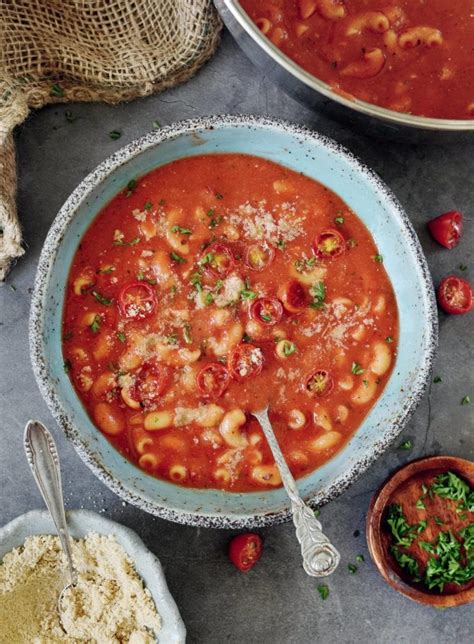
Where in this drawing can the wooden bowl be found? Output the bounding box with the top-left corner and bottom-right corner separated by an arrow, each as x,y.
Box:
367,456 -> 474,607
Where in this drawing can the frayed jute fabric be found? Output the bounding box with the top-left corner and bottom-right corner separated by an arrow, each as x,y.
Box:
0,0 -> 221,280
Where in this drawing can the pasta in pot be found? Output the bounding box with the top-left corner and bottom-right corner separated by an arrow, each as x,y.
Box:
63,153 -> 398,492
241,0 -> 474,120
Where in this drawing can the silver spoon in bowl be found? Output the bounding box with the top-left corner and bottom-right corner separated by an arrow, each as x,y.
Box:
251,406 -> 340,577
24,419 -> 77,631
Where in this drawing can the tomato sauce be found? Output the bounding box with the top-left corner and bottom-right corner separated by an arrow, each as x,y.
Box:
240,0 -> 474,120
63,154 -> 398,492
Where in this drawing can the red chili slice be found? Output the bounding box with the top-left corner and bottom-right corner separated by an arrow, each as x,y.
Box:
249,297 -> 284,326
131,365 -> 169,404
279,280 -> 308,313
118,282 -> 157,319
228,344 -> 264,381
437,276 -> 473,315
313,229 -> 346,258
229,533 -> 263,572
244,244 -> 275,271
196,363 -> 230,397
305,369 -> 334,397
428,211 -> 463,249
200,243 -> 235,278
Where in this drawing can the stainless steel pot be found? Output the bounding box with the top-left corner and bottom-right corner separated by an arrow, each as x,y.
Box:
215,0 -> 474,143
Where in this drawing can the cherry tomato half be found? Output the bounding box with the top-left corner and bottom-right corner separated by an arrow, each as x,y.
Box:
305,369 -> 334,397
437,276 -> 473,315
118,282 -> 157,319
250,297 -> 284,326
279,279 -> 308,313
200,243 -> 235,278
228,344 -> 264,381
229,533 -> 263,572
196,363 -> 230,397
428,211 -> 463,249
313,229 -> 346,259
244,244 -> 275,272
131,365 -> 170,404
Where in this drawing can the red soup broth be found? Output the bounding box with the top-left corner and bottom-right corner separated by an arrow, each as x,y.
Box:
240,0 -> 474,120
62,154 -> 398,492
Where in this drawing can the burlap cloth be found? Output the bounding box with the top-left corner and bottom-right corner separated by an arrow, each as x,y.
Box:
0,0 -> 222,280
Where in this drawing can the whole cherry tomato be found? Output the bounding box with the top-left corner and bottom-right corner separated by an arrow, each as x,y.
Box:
428,211 -> 463,249
229,533 -> 263,572
437,276 -> 473,315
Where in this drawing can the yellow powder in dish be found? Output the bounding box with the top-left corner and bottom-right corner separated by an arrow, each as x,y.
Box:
0,533 -> 161,643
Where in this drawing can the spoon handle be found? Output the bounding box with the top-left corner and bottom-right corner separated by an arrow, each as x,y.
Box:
252,407 -> 340,577
24,420 -> 76,585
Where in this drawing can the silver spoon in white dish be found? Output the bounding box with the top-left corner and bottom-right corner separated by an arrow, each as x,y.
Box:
251,406 -> 340,577
24,419 -> 77,632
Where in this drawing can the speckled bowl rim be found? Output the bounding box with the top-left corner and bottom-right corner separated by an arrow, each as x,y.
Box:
29,114 -> 438,529
0,509 -> 186,643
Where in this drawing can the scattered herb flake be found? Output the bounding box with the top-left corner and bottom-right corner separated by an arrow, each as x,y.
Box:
433,376 -> 442,383
314,509 -> 321,518
183,324 -> 192,345
152,120 -> 161,129
399,440 -> 412,451
348,564 -> 358,574
351,362 -> 364,376
283,341 -> 297,356
459,264 -> 468,271
165,333 -> 178,345
170,251 -> 187,264
242,333 -> 253,343
65,110 -> 76,123
334,216 -> 345,225
317,584 -> 329,600
204,292 -> 214,306
171,225 -> 192,235
373,254 -> 384,263
116,332 -> 126,343
276,239 -> 286,250
63,358 -> 72,372
50,84 -> 65,97
356,554 -> 365,563
109,130 -> 122,140
215,191 -> 224,200
385,336 -> 394,343
144,201 -> 153,211
92,290 -> 112,306
89,314 -> 101,333
309,281 -> 326,309
125,178 -> 137,197
240,289 -> 257,300
461,395 -> 470,405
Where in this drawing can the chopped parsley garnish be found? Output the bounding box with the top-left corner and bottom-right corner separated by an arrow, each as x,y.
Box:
334,216 -> 345,225
113,236 -> 141,247
385,336 -> 394,343
347,563 -> 358,574
144,201 -> 153,211
170,251 -> 187,264
170,284 -> 177,297
317,584 -> 329,600
91,290 -> 112,306
89,314 -> 101,333
63,330 -> 73,341
165,333 -> 178,345
430,471 -> 473,511
204,292 -> 214,306
109,130 -> 122,140
116,332 -> 126,343
215,279 -> 224,291
63,358 -> 72,372
390,546 -> 420,579
434,516 -> 444,526
295,257 -> 316,273
50,84 -> 65,97
190,273 -> 202,292
240,289 -> 257,300
125,178 -> 137,197
373,254 -> 384,263
433,376 -> 442,383
283,341 -> 297,356
199,252 -> 214,267
351,362 -> 364,376
347,239 -> 357,248
242,333 -> 253,343
386,504 -> 426,547
461,395 -> 470,405
171,225 -> 192,235
398,440 -> 412,451
276,239 -> 286,250
183,324 -> 192,344
97,266 -> 115,274
215,191 -> 224,200
309,281 -> 326,309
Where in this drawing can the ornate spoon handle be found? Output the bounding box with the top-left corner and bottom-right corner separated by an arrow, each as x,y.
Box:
251,406 -> 340,577
24,420 -> 76,586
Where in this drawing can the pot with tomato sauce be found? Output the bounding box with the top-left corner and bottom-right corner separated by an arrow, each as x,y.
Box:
30,115 -> 437,527
216,1 -> 474,139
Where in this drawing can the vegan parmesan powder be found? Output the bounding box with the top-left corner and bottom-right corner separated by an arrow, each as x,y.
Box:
0,533 -> 161,643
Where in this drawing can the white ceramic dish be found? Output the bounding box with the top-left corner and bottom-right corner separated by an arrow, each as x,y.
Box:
0,509 -> 186,643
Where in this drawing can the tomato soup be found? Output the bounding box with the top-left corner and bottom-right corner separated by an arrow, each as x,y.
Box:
240,0 -> 474,120
63,154 -> 398,492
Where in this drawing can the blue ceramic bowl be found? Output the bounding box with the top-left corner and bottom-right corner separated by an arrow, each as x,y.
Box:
0,509 -> 186,642
30,115 -> 437,528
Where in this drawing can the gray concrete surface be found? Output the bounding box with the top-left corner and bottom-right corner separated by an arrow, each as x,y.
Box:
1,31 -> 473,644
